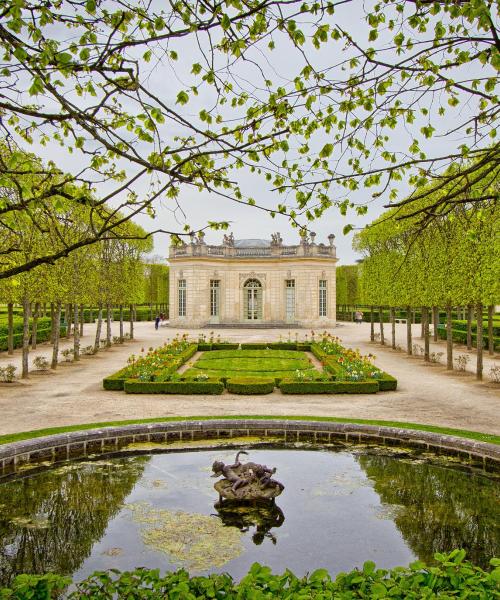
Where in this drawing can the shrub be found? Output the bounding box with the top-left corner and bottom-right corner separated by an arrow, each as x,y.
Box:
266,342 -> 298,350
102,366 -> 131,390
32,355 -> 49,370
211,343 -> 239,350
377,372 -> 398,391
489,365 -> 500,383
123,379 -> 224,394
454,354 -> 470,372
280,379 -> 379,394
197,343 -> 212,351
226,377 -> 275,394
2,552 -> 498,599
0,364 -> 17,382
61,348 -> 74,362
296,342 -> 311,351
240,343 -> 269,349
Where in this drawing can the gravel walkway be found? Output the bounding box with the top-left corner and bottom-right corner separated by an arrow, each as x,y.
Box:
0,321 -> 498,436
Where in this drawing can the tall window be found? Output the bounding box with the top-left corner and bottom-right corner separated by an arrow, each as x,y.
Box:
319,280 -> 327,317
285,279 -> 295,321
178,279 -> 186,317
210,280 -> 220,317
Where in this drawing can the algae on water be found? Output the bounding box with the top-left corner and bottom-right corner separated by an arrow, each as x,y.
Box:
126,502 -> 243,571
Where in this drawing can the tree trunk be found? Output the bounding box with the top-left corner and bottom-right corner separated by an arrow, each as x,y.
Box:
406,306 -> 412,355
423,306 -> 430,362
476,302 -> 483,380
488,305 -> 494,356
65,303 -> 71,337
149,303 -> 153,321
79,304 -> 84,336
51,302 -> 61,370
50,302 -> 55,343
466,305 -> 473,351
446,304 -> 453,370
22,298 -> 30,378
31,301 -> 40,350
420,308 -> 425,339
106,303 -> 112,346
7,302 -> 14,355
370,306 -> 374,341
94,303 -> 103,353
379,306 -> 384,345
119,305 -> 124,342
130,303 -> 134,339
390,307 -> 396,349
89,307 -> 93,324
73,303 -> 80,361
432,306 -> 439,342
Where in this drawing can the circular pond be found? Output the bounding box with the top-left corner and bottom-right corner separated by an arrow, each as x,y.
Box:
0,445 -> 498,585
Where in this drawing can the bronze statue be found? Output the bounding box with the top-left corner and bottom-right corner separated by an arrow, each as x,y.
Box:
211,451 -> 284,501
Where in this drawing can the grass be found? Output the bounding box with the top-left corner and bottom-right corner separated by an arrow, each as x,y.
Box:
184,349 -> 321,380
0,415 -> 498,446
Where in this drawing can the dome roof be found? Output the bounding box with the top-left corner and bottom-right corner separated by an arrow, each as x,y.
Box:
234,238 -> 271,248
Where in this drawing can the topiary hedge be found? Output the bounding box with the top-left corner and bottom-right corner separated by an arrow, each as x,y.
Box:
123,379 -> 224,394
240,343 -> 269,349
226,377 -> 275,394
4,551 -> 494,599
436,325 -> 500,351
102,367 -> 132,391
280,379 -> 379,394
378,372 -> 398,391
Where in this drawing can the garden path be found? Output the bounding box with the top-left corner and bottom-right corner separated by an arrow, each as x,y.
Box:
0,321 -> 498,436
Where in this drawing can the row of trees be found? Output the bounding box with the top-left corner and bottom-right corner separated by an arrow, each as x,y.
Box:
353,164 -> 499,380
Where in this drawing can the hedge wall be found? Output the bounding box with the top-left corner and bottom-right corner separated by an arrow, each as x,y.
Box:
437,325 -> 500,350
123,379 -> 224,394
448,319 -> 500,336
0,319 -> 67,352
226,377 -> 275,394
377,372 -> 398,391
280,379 -> 380,394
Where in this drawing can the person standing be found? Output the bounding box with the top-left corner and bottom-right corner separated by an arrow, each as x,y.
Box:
154,315 -> 160,330
354,310 -> 363,324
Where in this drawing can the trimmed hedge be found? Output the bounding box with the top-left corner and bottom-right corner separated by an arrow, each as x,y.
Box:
451,319 -> 500,336
197,343 -> 212,351
102,367 -> 132,391
226,377 -> 275,394
211,343 -> 240,350
0,324 -> 67,352
378,372 -> 398,391
240,343 -> 269,349
437,325 -> 500,350
280,379 -> 379,394
123,379 -> 224,394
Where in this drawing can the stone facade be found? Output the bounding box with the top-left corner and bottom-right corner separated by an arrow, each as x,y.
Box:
168,233 -> 338,328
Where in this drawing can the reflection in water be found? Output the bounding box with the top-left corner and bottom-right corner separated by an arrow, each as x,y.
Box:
357,454 -> 500,568
0,447 -> 498,583
0,458 -> 147,585
214,500 -> 285,545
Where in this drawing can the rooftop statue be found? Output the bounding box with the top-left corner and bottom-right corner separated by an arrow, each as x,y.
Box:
211,451 -> 284,501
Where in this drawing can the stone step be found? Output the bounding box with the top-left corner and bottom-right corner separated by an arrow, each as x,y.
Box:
201,322 -> 302,329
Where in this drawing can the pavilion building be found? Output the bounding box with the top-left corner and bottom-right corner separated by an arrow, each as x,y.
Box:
168,232 -> 337,328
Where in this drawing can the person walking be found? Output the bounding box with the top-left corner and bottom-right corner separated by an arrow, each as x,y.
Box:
154,314 -> 160,330
354,310 -> 363,324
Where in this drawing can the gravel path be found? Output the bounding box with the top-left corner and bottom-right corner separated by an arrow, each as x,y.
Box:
0,321 -> 498,436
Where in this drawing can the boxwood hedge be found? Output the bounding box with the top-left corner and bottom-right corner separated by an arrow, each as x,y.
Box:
123,379 -> 224,394
280,379 -> 380,394
226,377 -> 275,394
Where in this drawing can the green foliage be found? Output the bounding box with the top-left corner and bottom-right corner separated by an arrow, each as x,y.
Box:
124,379 -> 224,394
4,552 -> 496,599
280,380 -> 380,394
336,265 -> 361,305
436,327 -> 500,352
226,378 -> 275,394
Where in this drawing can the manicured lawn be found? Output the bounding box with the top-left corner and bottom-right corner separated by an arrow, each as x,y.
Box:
184,349 -> 322,380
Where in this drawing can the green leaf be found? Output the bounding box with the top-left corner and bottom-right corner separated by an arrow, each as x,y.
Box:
176,91 -> 189,105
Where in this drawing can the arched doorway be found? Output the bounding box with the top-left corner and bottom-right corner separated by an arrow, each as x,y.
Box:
243,279 -> 262,321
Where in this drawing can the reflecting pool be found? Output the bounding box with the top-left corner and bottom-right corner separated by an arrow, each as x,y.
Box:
0,446 -> 498,585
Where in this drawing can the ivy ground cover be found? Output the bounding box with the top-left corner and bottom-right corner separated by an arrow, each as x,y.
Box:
183,349 -> 322,381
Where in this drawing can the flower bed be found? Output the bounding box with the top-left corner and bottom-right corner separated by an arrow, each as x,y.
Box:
311,334 -> 397,390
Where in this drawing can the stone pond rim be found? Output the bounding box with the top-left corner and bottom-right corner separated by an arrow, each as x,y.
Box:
0,419 -> 499,480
